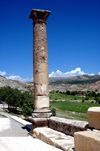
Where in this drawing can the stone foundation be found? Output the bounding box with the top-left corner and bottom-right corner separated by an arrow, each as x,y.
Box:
74,130 -> 100,151
87,107 -> 100,130
33,127 -> 74,151
49,117 -> 88,136
29,117 -> 49,129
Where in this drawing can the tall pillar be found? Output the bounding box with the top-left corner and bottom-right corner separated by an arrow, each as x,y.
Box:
29,9 -> 52,118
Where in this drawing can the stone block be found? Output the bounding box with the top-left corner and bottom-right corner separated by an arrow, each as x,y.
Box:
32,110 -> 52,118
34,63 -> 48,73
32,127 -> 74,151
49,117 -> 88,136
29,117 -> 49,129
33,51 -> 48,63
34,96 -> 49,110
74,130 -> 100,151
87,107 -> 100,130
34,72 -> 49,84
34,83 -> 49,95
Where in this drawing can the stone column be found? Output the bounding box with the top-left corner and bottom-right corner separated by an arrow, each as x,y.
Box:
29,9 -> 52,118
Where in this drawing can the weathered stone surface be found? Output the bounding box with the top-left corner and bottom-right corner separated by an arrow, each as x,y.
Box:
49,117 -> 88,136
87,107 -> 100,130
29,117 -> 49,129
34,83 -> 49,95
74,130 -> 100,151
34,96 -> 49,110
29,9 -> 51,25
34,63 -> 48,73
34,72 -> 49,84
33,127 -> 74,151
32,112 -> 52,118
29,9 -> 51,118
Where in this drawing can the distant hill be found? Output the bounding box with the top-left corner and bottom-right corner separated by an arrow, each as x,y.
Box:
0,74 -> 100,93
49,75 -> 100,85
0,75 -> 28,92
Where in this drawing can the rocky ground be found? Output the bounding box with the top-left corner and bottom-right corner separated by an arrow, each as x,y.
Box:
49,80 -> 100,92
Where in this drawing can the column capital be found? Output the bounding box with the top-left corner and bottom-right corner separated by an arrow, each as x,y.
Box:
29,9 -> 51,25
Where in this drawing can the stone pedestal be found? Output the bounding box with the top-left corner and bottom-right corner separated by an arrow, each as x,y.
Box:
87,107 -> 100,130
29,117 -> 49,137
29,9 -> 52,129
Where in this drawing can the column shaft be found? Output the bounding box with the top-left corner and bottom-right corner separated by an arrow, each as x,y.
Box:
29,9 -> 52,118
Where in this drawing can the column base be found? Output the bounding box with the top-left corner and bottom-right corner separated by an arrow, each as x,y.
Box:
32,109 -> 52,118
29,117 -> 49,137
29,110 -> 52,137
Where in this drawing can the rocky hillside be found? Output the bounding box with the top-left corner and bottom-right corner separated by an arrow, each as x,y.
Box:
0,74 -> 100,93
0,75 -> 28,92
49,75 -> 100,84
49,80 -> 100,92
49,75 -> 100,92
24,75 -> 100,93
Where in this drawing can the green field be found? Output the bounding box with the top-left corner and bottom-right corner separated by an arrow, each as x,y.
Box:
50,93 -> 94,101
50,101 -> 100,121
50,101 -> 100,113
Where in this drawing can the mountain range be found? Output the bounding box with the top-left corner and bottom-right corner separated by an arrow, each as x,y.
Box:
0,74 -> 100,93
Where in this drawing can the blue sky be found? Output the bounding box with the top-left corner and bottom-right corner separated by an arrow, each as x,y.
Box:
0,0 -> 100,82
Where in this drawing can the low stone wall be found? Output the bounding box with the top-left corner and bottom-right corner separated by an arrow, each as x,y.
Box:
49,117 -> 88,136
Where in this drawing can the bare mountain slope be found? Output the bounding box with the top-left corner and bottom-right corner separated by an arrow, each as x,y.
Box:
0,74 -> 100,93
49,75 -> 100,92
0,75 -> 28,92
49,75 -> 100,84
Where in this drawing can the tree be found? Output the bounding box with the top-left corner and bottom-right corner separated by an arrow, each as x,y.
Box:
0,86 -> 34,116
22,96 -> 34,116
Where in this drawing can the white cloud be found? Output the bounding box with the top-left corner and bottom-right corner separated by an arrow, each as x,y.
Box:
49,68 -> 85,77
99,72 -> 100,75
90,73 -> 95,76
6,75 -> 33,82
0,71 -> 6,76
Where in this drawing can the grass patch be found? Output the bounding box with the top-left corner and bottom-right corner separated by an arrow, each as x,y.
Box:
56,110 -> 88,121
50,93 -> 66,100
50,93 -> 94,101
50,101 -> 100,121
50,101 -> 100,113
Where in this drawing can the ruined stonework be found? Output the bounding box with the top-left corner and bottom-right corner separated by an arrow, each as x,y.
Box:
87,107 -> 100,130
49,117 -> 88,136
29,9 -> 52,118
74,131 -> 100,151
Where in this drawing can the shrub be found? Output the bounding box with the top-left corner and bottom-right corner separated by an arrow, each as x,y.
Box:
82,99 -> 85,103
51,108 -> 56,116
85,97 -> 89,100
66,90 -> 70,95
